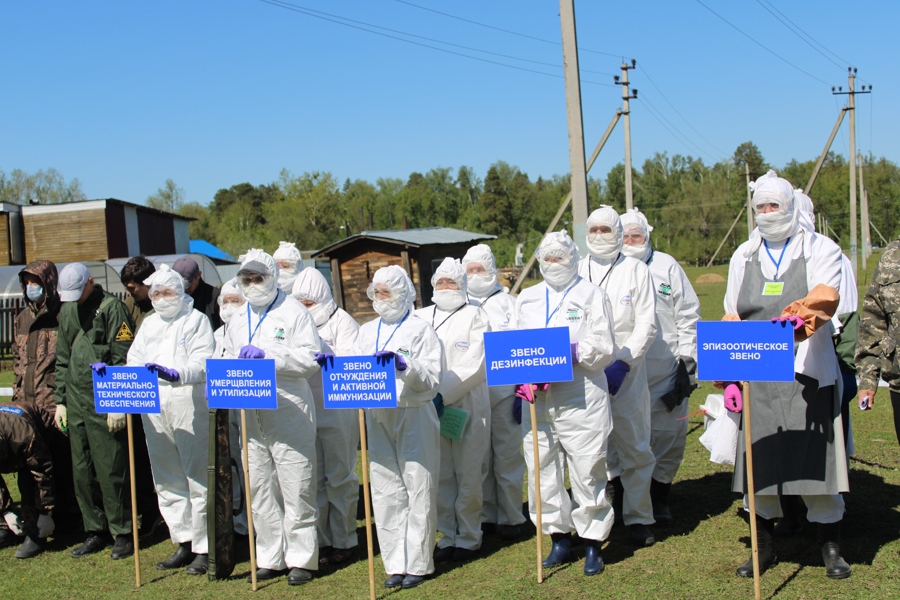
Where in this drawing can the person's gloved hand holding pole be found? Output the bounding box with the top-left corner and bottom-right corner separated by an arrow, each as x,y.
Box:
723,382 -> 743,413
373,350 -> 407,372
604,360 -> 631,395
315,352 -> 335,367
432,393 -> 444,418
239,345 -> 266,359
570,342 -> 579,365
54,405 -> 67,433
90,362 -> 107,375
36,514 -> 54,538
107,413 -> 126,433
146,363 -> 179,382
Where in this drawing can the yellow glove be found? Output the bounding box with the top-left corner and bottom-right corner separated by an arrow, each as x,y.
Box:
54,405 -> 68,432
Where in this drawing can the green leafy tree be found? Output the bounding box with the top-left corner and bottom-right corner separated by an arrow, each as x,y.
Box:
0,167 -> 86,204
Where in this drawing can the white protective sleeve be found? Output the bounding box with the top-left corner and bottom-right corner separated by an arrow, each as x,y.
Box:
416,305 -> 489,406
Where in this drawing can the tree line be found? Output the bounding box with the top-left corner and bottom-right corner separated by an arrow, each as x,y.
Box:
4,141 -> 898,267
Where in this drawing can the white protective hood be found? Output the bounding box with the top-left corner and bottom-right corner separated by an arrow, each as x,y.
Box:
536,230 -> 579,290
620,207 -> 653,262
430,257 -> 468,311
237,248 -> 279,307
145,263 -> 191,320
370,265 -> 416,323
586,205 -> 624,260
292,267 -> 339,327
462,244 -> 501,299
273,240 -> 302,292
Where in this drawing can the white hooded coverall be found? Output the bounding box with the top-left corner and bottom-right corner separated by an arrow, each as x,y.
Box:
355,265 -> 443,577
127,264 -> 216,554
292,267 -> 361,551
222,250 -> 323,571
516,231 -> 617,542
578,206 -> 659,526
416,257 -> 491,552
463,244 -> 526,528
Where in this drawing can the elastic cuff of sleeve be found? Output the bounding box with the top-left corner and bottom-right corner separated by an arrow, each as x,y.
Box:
859,378 -> 878,392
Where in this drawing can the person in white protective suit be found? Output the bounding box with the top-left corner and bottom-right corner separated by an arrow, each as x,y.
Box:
212,278 -> 249,537
577,206 -> 659,547
516,231 -> 617,576
273,241 -> 302,293
620,208 -> 700,526
126,264 -> 216,575
462,244 -> 527,541
291,267 -> 361,566
221,249 -> 323,586
415,257 -> 491,562
354,265 -> 442,590
721,170 -> 850,579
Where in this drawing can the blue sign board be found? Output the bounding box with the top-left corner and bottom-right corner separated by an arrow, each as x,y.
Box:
206,359 -> 278,410
321,355 -> 398,409
697,321 -> 795,382
93,366 -> 161,414
484,327 -> 574,387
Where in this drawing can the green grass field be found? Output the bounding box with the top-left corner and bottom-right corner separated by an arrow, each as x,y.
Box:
2,256 -> 898,599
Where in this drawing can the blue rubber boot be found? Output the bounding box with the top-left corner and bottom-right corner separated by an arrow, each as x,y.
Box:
542,533 -> 572,567
583,541 -> 604,575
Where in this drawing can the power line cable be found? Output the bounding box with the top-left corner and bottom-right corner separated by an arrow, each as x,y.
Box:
637,64 -> 729,159
753,0 -> 847,72
393,0 -> 628,59
756,0 -> 854,71
691,0 -> 831,86
258,0 -> 616,86
637,95 -> 716,162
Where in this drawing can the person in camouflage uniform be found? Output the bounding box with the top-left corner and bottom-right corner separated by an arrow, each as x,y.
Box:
856,240 -> 900,445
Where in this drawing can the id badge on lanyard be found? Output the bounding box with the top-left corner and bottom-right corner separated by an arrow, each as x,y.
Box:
762,281 -> 784,296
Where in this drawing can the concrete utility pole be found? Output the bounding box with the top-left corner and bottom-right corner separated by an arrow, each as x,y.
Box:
805,107 -> 847,195
616,61 -> 638,210
859,151 -> 871,262
745,162 -> 754,236
558,0 -> 590,257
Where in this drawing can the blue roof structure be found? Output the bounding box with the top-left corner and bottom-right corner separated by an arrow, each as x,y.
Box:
190,239 -> 235,262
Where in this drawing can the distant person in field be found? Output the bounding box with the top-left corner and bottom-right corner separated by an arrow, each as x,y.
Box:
173,256 -> 222,330
721,170 -> 850,580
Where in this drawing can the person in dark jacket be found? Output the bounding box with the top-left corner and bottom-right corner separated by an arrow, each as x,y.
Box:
173,256 -> 222,330
0,401 -> 56,559
55,263 -> 136,560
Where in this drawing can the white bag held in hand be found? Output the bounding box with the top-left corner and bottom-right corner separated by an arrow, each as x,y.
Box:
698,394 -> 741,466
3,511 -> 24,536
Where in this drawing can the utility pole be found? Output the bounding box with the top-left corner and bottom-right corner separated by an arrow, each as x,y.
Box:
615,61 -> 637,210
805,107 -> 847,195
859,151 -> 871,261
832,68 -> 871,278
745,162 -> 754,236
558,0 -> 590,257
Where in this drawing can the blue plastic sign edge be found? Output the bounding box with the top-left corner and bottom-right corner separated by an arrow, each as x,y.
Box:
93,366 -> 161,414
206,358 -> 279,410
696,320 -> 796,383
484,326 -> 574,387
320,355 -> 399,409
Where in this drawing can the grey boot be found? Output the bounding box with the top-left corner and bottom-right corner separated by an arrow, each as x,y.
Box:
736,517 -> 776,577
819,522 -> 851,579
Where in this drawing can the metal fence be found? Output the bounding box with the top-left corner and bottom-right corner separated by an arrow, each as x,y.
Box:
0,292 -> 129,357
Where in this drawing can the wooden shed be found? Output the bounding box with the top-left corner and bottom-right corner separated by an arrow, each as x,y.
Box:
312,227 -> 496,323
21,198 -> 192,264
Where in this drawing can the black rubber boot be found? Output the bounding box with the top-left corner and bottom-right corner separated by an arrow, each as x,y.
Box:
819,522 -> 851,579
774,495 -> 804,537
185,553 -> 208,575
70,533 -> 112,558
542,533 -> 572,567
110,534 -> 134,560
650,479 -> 673,526
156,541 -> 194,570
607,477 -> 624,527
736,517 -> 776,577
15,536 -> 45,559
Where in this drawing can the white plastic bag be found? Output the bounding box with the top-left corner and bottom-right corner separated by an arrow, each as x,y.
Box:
698,393 -> 741,466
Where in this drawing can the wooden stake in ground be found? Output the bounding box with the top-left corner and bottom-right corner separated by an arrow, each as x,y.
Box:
528,387 -> 544,584
241,409 -> 258,592
358,409 -> 376,600
126,414 -> 141,587
741,382 -> 761,600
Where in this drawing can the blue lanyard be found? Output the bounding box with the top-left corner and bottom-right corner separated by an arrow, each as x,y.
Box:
545,283 -> 576,326
247,297 -> 277,345
375,310 -> 410,352
763,237 -> 791,280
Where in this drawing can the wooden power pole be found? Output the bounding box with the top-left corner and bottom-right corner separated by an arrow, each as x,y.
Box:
617,61 -> 637,211
558,0 -> 590,256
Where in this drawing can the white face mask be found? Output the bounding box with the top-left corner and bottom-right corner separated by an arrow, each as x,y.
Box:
152,296 -> 183,319
755,209 -> 795,243
622,242 -> 651,261
277,269 -> 298,292
587,231 -> 621,260
307,303 -> 332,327
432,289 -> 466,311
241,279 -> 278,307
540,260 -> 577,288
374,298 -> 408,323
219,302 -> 241,324
467,273 -> 498,298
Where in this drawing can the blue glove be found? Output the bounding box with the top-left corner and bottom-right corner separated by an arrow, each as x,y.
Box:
373,350 -> 408,371
513,397 -> 522,425
432,393 -> 444,418
315,352 -> 335,367
90,362 -> 107,375
570,341 -> 579,365
239,345 -> 266,359
146,363 -> 179,382
604,360 -> 631,396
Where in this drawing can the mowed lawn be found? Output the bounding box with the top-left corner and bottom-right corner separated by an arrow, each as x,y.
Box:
2,256 -> 899,599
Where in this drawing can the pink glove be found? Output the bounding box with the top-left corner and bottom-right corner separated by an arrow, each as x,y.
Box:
515,384 -> 535,404
771,315 -> 804,331
724,383 -> 743,413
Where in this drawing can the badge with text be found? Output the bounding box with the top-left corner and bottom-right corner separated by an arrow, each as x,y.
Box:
93,366 -> 161,414
321,355 -> 398,409
206,359 -> 278,410
697,321 -> 795,382
484,327 -> 574,387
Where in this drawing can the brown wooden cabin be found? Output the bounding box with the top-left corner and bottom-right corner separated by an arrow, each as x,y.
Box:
21,198 -> 192,264
312,227 -> 496,323
0,203 -> 25,266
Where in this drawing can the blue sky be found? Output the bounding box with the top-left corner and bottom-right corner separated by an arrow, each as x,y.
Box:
2,1 -> 894,206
